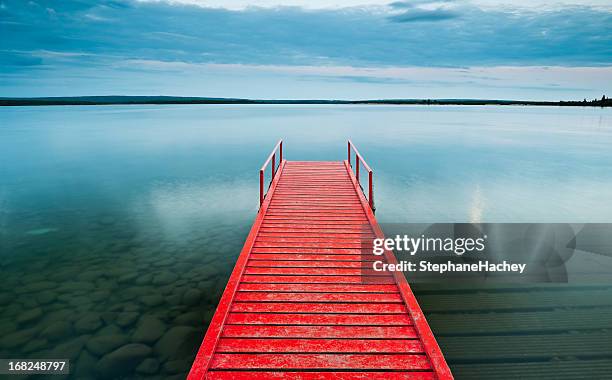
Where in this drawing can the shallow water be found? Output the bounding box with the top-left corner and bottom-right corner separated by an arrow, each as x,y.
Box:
0,105 -> 611,378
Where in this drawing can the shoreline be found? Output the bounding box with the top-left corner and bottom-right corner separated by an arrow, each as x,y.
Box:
1,96 -> 610,107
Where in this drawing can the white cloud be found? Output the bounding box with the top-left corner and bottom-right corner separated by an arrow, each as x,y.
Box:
137,0 -> 612,10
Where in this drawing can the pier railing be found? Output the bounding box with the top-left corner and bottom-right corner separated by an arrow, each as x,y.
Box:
260,139 -> 283,206
348,140 -> 375,211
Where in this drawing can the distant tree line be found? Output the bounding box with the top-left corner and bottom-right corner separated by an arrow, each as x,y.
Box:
0,95 -> 610,107
575,95 -> 611,107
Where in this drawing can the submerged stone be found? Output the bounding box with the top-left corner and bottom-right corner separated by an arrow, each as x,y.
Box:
74,314 -> 103,333
22,338 -> 48,354
75,349 -> 98,378
136,358 -> 160,375
0,328 -> 36,349
132,316 -> 166,344
16,308 -> 43,324
94,343 -> 152,378
49,335 -> 89,361
40,320 -> 72,341
141,294 -> 164,307
154,326 -> 200,361
116,312 -> 139,327
164,359 -> 191,374
86,334 -> 129,356
174,312 -> 202,326
182,289 -> 201,306
37,291 -> 57,304
152,271 -> 178,285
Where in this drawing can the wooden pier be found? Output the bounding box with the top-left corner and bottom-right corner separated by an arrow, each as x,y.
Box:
188,140 -> 452,379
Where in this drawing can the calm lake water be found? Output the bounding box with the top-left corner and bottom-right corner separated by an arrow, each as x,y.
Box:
0,105 -> 611,379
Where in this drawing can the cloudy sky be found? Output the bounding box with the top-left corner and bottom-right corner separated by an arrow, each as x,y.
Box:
1,0 -> 611,100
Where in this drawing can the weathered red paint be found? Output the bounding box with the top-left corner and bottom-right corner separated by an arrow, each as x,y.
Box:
187,142 -> 453,380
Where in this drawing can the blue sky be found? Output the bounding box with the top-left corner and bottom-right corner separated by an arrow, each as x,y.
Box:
1,0 -> 611,99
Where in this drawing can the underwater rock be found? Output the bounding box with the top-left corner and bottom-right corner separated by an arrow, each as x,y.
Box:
40,320 -> 72,341
152,271 -> 178,286
182,289 -> 201,306
163,359 -> 191,374
0,320 -> 17,335
118,273 -> 138,284
18,281 -> 57,294
134,274 -> 152,285
174,312 -> 202,326
75,348 -> 98,378
165,293 -> 182,306
141,294 -> 164,307
86,334 -> 129,356
136,357 -> 160,375
37,291 -> 57,304
22,338 -> 48,354
49,335 -> 90,361
94,343 -> 152,378
74,314 -> 103,334
77,270 -> 105,282
95,324 -> 122,337
0,293 -> 12,305
0,328 -> 37,349
132,316 -> 166,344
115,312 -> 139,328
154,326 -> 200,361
16,307 -> 42,324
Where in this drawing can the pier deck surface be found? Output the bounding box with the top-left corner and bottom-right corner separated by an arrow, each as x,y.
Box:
189,159 -> 452,379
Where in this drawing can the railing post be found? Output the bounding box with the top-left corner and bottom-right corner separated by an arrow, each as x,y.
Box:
348,141 -> 351,166
280,141 -> 283,162
259,169 -> 264,206
272,153 -> 276,177
369,171 -> 374,211
347,140 -> 374,212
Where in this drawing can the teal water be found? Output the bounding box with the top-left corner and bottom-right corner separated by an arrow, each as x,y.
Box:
0,105 -> 611,379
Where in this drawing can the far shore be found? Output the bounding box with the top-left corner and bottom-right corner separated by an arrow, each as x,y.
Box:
1,96 -> 610,107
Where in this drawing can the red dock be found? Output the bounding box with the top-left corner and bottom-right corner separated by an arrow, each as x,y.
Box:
189,140 -> 452,379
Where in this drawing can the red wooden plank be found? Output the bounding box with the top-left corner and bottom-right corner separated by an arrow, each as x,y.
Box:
222,325 -> 417,339
238,283 -> 399,293
234,291 -> 403,303
264,216 -> 366,220
251,253 -> 380,266
226,313 -> 411,326
210,353 -> 431,370
265,211 -> 366,216
216,338 -> 421,353
261,222 -> 369,226
207,371 -> 435,380
253,243 -> 367,249
259,227 -> 371,233
247,260 -> 371,268
251,247 -> 370,254
244,267 -> 382,276
259,225 -> 369,230
241,275 -> 396,284
231,302 -> 407,314
257,232 -> 375,238
255,237 -> 369,243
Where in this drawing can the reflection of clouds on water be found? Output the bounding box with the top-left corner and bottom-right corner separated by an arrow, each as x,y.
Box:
375,173 -> 612,223
469,185 -> 485,224
142,179 -> 256,240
